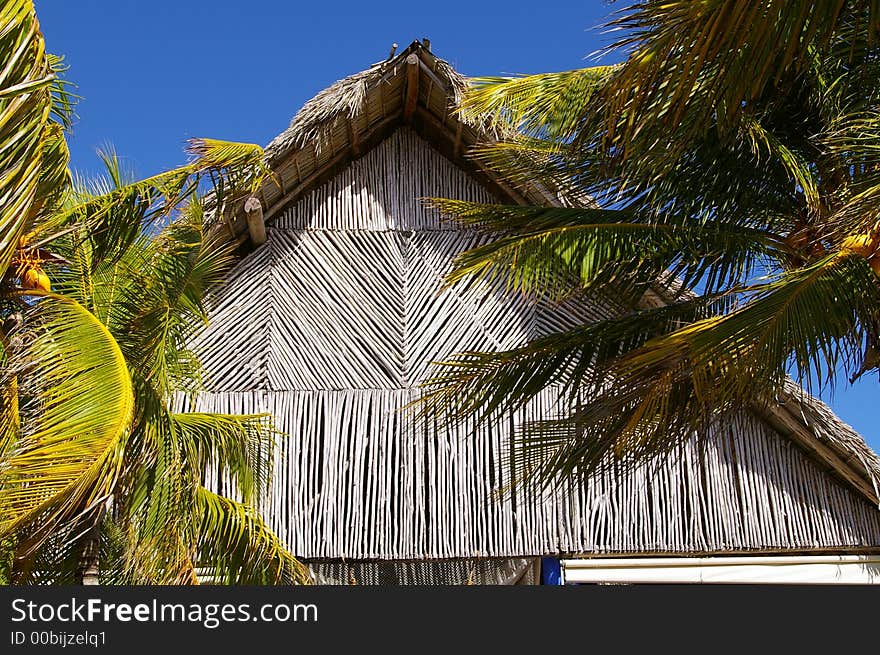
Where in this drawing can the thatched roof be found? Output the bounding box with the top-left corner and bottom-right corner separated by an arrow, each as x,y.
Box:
769,380 -> 880,505
212,38 -> 880,524
263,44 -> 469,157
218,40 -> 559,247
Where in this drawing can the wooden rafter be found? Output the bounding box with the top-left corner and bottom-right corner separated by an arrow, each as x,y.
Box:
453,121 -> 463,159
403,53 -> 420,122
244,196 -> 266,246
347,119 -> 360,156
759,401 -> 879,505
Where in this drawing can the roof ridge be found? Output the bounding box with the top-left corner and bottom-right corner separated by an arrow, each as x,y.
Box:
264,40 -> 467,161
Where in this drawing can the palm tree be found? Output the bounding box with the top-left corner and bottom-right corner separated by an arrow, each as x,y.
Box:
419,1 -> 880,485
0,1 -> 308,583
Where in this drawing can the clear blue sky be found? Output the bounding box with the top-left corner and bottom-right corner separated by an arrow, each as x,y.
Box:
36,0 -> 878,451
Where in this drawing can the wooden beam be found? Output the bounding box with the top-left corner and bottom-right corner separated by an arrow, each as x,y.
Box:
416,56 -> 450,94
347,119 -> 361,157
403,53 -> 420,122
292,153 -> 304,185
244,196 -> 267,246
453,121 -> 463,159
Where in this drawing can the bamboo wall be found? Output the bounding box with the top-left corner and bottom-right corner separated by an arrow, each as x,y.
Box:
190,128 -> 880,558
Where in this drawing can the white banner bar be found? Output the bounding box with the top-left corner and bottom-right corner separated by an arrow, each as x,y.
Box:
562,555 -> 880,584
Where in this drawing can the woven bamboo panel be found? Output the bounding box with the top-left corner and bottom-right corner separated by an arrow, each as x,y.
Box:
187,390 -> 880,558
267,229 -> 407,389
276,128 -> 494,231
191,244 -> 272,391
191,127 -> 880,558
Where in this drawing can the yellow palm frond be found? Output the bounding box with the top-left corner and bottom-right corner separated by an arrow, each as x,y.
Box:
0,295 -> 134,541
0,0 -> 59,274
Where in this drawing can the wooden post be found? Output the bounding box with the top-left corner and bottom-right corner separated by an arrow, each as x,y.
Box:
404,53 -> 420,122
245,196 -> 267,246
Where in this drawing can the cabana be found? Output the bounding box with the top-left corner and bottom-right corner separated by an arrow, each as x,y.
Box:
189,40 -> 880,584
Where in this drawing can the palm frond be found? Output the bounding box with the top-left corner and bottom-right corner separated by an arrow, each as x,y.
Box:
8,508 -> 102,584
423,0 -> 880,490
194,487 -> 311,585
106,201 -> 235,395
425,249 -> 878,485
460,67 -> 615,142
431,200 -> 785,300
619,252 -> 879,401
743,118 -> 821,216
0,368 -> 18,460
95,513 -> 128,585
186,138 -> 268,181
174,412 -> 275,506
419,292 -> 736,425
521,252 -> 878,483
0,295 -> 134,541
0,0 -> 58,274
46,53 -> 75,130
40,139 -> 269,272
601,1 -> 875,148
113,410 -> 283,584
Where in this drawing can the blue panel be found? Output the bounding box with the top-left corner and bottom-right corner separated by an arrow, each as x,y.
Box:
541,557 -> 563,585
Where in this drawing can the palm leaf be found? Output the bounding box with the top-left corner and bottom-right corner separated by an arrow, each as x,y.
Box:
620,252 -> 879,400
431,199 -> 786,300
602,1 -> 874,145
519,252 -> 879,482
459,67 -> 615,142
0,294 -> 134,540
0,0 -> 58,275
106,201 -> 235,395
195,487 -> 311,585
40,139 -> 269,272
419,292 -> 735,424
174,412 -> 275,506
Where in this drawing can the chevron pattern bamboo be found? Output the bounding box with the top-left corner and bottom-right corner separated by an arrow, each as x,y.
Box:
190,128 -> 880,558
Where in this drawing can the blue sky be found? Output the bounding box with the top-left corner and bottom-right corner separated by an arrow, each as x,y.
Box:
36,0 -> 878,450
